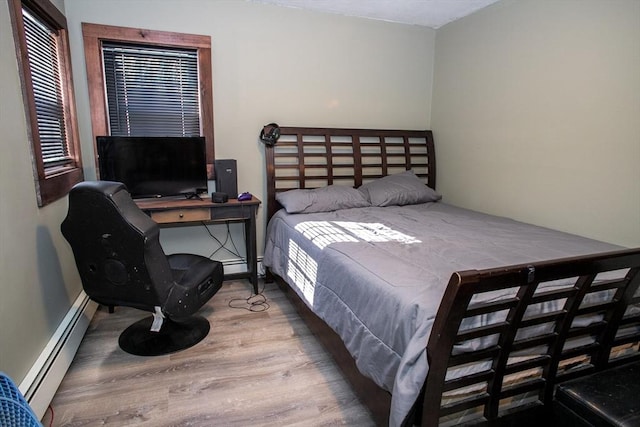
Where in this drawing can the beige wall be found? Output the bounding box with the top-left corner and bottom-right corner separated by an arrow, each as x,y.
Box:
0,0 -> 84,382
1,0 -> 434,383
64,0 -> 435,262
432,0 -> 640,247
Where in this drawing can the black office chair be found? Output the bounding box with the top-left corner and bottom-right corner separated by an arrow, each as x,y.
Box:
61,181 -> 224,356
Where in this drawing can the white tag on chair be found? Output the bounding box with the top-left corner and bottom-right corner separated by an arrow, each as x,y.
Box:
150,306 -> 164,332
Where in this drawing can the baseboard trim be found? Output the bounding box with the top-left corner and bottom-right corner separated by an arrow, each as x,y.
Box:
221,257 -> 265,278
19,291 -> 97,419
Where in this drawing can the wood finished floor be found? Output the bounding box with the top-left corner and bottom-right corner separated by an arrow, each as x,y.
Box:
46,280 -> 375,426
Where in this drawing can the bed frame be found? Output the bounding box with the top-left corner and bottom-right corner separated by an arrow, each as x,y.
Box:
264,127 -> 640,426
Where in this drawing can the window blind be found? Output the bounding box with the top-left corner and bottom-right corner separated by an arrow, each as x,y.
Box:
23,7 -> 70,167
102,42 -> 201,137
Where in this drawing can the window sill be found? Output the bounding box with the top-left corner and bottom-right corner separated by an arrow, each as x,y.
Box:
38,166 -> 83,207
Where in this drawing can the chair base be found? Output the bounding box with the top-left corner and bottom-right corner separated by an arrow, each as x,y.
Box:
118,314 -> 210,356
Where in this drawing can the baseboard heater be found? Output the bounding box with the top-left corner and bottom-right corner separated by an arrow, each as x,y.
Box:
19,291 -> 97,419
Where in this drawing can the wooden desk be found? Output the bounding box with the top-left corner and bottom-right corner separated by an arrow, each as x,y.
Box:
136,196 -> 261,294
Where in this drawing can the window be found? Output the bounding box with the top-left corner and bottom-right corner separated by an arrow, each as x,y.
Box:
82,23 -> 215,178
102,42 -> 200,137
8,0 -> 83,206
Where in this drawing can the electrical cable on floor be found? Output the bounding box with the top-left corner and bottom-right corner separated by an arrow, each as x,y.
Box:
202,221 -> 267,311
46,404 -> 54,427
228,293 -> 269,312
228,279 -> 269,312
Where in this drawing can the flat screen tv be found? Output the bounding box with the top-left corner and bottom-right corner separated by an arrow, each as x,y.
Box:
97,136 -> 208,199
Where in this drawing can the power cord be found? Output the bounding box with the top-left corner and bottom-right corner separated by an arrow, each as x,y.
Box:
228,279 -> 269,312
201,222 -> 244,260
202,212 -> 267,311
225,222 -> 245,263
228,292 -> 269,312
41,404 -> 54,427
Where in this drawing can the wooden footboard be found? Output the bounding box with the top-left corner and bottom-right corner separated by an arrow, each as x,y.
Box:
271,248 -> 640,426
423,248 -> 640,426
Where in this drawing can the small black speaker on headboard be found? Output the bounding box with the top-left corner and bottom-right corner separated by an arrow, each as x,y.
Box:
214,159 -> 238,199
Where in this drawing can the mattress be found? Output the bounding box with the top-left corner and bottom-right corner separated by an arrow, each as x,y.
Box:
262,202 -> 621,426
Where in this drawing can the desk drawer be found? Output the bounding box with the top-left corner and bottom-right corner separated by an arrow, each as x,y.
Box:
151,208 -> 211,224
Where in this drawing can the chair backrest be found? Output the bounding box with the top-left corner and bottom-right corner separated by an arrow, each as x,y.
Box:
61,181 -> 174,312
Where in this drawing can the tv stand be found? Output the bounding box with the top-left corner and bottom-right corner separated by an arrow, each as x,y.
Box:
135,196 -> 261,294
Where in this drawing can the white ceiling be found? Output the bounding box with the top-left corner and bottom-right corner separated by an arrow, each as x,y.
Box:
251,0 -> 501,29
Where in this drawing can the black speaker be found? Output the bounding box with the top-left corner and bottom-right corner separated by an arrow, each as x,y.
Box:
214,159 -> 238,199
211,192 -> 228,203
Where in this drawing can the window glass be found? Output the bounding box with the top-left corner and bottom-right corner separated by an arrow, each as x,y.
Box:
103,42 -> 200,137
8,0 -> 83,206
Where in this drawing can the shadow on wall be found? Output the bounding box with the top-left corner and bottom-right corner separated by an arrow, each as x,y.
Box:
37,225 -> 73,329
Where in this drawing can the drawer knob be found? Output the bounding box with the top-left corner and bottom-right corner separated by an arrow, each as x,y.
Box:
179,213 -> 184,218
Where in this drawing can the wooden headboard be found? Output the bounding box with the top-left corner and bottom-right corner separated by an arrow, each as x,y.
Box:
264,127 -> 435,220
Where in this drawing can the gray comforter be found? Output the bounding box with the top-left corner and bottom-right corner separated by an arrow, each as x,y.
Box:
262,202 -> 620,426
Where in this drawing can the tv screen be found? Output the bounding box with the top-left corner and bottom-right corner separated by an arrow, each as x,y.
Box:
97,136 -> 208,199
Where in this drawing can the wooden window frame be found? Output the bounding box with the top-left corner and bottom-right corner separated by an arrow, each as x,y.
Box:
8,0 -> 83,207
82,23 -> 216,178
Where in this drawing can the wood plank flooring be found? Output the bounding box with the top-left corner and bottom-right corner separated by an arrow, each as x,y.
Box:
46,280 -> 375,426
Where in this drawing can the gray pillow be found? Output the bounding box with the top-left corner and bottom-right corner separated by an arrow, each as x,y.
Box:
276,185 -> 370,214
358,170 -> 441,206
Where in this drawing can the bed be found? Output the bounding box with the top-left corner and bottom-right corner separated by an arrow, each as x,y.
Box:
262,127 -> 640,426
